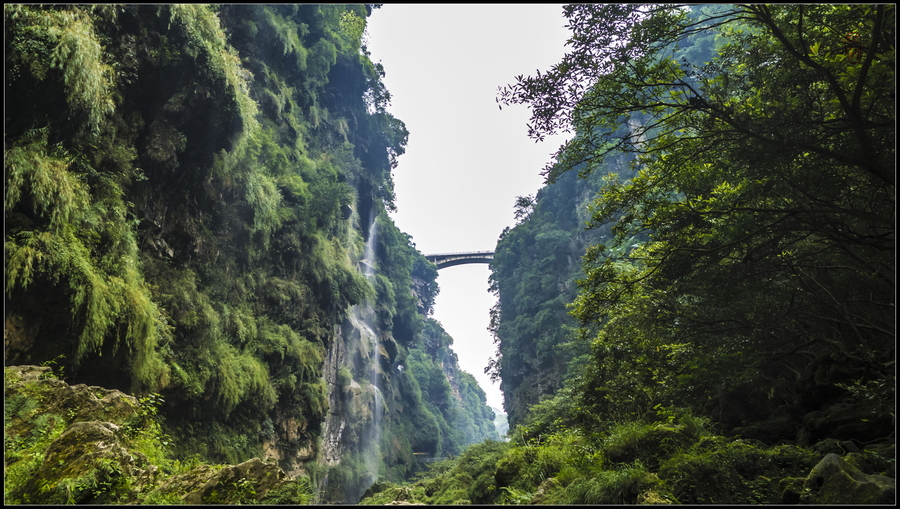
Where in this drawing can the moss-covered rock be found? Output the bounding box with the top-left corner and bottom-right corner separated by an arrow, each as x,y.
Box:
152,457 -> 300,504
844,451 -> 875,474
810,437 -> 845,456
801,453 -> 895,504
24,421 -> 140,504
861,442 -> 896,477
5,365 -> 140,427
5,365 -> 313,504
779,476 -> 805,504
529,477 -> 557,504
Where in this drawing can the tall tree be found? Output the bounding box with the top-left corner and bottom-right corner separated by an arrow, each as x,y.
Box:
500,4 -> 894,439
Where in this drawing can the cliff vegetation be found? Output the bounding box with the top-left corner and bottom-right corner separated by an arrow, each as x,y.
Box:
5,4 -> 496,504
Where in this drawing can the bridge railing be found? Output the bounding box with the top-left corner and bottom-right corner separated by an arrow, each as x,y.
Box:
423,251 -> 494,269
424,251 -> 494,258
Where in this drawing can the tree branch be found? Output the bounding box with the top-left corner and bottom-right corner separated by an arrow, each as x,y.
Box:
853,5 -> 885,114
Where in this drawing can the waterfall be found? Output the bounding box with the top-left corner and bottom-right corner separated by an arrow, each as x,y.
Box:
318,211 -> 385,503
363,214 -> 377,280
360,214 -> 383,491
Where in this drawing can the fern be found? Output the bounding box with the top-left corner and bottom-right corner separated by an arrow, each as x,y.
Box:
4,130 -> 90,232
167,5 -> 259,136
47,9 -> 116,133
5,130 -> 168,391
212,343 -> 277,418
7,7 -> 117,135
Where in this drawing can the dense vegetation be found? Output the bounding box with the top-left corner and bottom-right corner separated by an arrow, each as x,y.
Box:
503,2 -> 894,445
5,4 -> 496,504
363,4 -> 894,505
6,3 -> 893,505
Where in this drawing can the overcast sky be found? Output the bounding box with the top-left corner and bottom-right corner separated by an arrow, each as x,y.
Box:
366,5 -> 571,411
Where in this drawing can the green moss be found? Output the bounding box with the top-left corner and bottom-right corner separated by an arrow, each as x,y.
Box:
45,457 -> 130,504
4,404 -> 68,504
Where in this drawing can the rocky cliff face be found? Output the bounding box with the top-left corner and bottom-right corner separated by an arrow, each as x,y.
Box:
318,300 -> 387,502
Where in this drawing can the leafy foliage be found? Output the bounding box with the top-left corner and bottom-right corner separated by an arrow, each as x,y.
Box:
360,407 -> 830,505
5,126 -> 169,392
498,3 -> 894,440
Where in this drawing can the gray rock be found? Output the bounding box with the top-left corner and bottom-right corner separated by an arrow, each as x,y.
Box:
801,453 -> 895,504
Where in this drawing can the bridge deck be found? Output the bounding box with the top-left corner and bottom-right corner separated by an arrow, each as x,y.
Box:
424,251 -> 494,269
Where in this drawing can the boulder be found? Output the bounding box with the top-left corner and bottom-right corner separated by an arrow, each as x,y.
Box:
844,451 -> 873,473
805,402 -> 896,444
25,421 -> 147,504
5,365 -> 140,427
801,453 -> 895,504
155,457 -> 293,504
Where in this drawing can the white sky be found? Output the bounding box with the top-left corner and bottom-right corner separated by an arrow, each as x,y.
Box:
365,4 -> 571,412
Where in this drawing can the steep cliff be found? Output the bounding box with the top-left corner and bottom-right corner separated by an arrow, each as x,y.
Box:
4,4 -> 495,503
488,159 -> 629,427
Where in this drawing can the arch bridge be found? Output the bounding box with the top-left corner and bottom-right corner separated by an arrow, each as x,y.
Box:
424,251 -> 494,270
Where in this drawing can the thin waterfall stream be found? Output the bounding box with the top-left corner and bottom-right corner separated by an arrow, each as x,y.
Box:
360,215 -> 383,490
317,210 -> 387,504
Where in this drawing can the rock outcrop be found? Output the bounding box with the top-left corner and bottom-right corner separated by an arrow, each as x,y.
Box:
801,453 -> 895,504
4,365 -> 310,505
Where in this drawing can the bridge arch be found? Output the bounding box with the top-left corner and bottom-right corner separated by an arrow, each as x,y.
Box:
424,251 -> 494,269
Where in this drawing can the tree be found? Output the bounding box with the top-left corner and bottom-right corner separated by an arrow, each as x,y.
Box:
500,4 -> 893,185
499,4 -> 894,436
